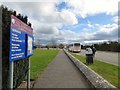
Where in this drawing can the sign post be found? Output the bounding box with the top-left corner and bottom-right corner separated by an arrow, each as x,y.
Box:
9,15 -> 33,89
27,58 -> 30,89
9,62 -> 14,89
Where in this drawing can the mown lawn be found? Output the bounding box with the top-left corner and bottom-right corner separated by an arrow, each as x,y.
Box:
71,53 -> 119,89
30,49 -> 60,80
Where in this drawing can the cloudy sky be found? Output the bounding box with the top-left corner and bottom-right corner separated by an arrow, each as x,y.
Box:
1,0 -> 119,45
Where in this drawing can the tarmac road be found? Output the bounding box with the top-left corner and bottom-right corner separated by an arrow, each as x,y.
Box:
33,50 -> 92,88
77,50 -> 119,66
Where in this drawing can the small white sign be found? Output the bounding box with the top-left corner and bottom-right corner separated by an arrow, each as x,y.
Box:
27,36 -> 33,56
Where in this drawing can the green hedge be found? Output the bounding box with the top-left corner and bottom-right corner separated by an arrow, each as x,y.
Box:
1,5 -> 32,89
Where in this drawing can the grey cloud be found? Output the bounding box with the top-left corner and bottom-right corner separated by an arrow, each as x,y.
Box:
93,26 -> 118,41
36,26 -> 59,35
2,2 -> 118,45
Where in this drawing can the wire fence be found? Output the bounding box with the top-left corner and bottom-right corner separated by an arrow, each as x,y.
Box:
13,58 -> 29,89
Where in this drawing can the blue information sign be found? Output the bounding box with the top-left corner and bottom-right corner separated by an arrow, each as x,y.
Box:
9,27 -> 26,61
10,15 -> 33,62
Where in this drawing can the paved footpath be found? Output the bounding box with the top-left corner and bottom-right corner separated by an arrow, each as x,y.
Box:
33,50 -> 92,88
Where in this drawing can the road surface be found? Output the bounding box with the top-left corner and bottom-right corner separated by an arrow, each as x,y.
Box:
77,50 -> 118,66
34,50 -> 92,88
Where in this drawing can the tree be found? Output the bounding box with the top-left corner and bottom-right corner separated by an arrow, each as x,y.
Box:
83,41 -> 120,52
59,44 -> 64,49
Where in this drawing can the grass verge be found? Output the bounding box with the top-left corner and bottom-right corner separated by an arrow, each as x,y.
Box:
30,49 -> 59,80
71,53 -> 119,89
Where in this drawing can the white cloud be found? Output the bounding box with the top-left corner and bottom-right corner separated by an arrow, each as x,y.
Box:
3,2 -> 78,25
37,3 -> 56,17
84,40 -> 109,44
113,16 -> 117,22
93,23 -> 118,40
66,0 -> 119,18
74,23 -> 118,42
88,24 -> 94,28
0,0 -> 59,2
59,10 -> 78,25
87,21 -> 94,28
1,1 -> 118,44
100,24 -> 117,33
2,2 -> 78,42
112,16 -> 120,23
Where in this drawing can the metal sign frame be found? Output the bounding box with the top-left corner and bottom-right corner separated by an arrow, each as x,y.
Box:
9,15 -> 33,62
9,15 -> 33,89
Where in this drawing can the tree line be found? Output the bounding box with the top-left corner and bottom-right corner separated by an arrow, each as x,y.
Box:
81,41 -> 120,52
34,43 -> 64,49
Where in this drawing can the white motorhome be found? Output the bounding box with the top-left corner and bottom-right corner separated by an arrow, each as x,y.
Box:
68,42 -> 81,53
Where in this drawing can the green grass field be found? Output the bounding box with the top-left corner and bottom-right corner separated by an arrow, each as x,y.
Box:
71,53 -> 119,89
30,49 -> 59,80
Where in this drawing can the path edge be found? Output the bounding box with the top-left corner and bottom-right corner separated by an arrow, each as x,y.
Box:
63,49 -> 117,89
